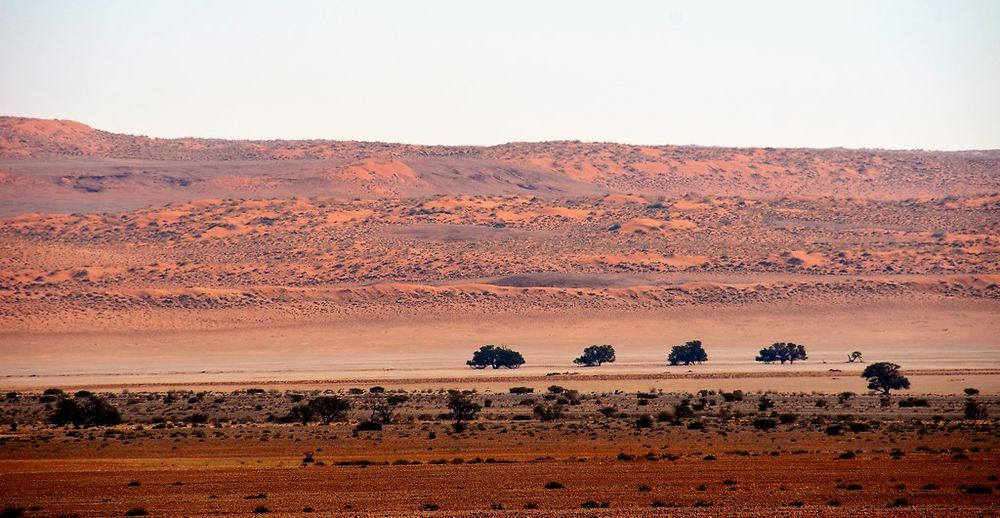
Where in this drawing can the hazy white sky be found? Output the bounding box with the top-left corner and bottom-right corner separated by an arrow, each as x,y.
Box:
1,0 -> 998,149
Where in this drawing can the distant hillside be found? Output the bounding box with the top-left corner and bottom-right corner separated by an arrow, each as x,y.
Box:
1,116 -> 998,215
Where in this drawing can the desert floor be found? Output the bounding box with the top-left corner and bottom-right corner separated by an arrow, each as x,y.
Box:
2,388 -> 999,517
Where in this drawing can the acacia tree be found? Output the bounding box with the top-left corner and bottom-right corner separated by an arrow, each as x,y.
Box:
287,404 -> 316,424
307,396 -> 351,424
574,345 -> 616,367
755,343 -> 808,364
466,345 -> 525,369
847,351 -> 864,363
667,340 -> 708,366
447,392 -> 481,432
861,362 -> 910,396
50,395 -> 122,428
370,400 -> 395,424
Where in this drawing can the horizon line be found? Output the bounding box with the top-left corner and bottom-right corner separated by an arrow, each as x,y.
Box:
4,114 -> 999,154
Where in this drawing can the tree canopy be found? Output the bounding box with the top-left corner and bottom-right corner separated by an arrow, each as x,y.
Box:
573,344 -> 616,367
667,340 -> 708,366
447,391 -> 481,431
307,396 -> 351,424
861,362 -> 911,396
466,345 -> 525,369
50,395 -> 122,428
755,342 -> 808,364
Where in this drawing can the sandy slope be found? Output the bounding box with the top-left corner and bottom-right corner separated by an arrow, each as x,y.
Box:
0,117 -> 997,391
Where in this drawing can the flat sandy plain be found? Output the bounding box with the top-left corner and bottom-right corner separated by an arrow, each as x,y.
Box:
0,117 -> 998,516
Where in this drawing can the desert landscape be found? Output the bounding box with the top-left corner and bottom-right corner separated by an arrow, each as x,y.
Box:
0,116 -> 998,515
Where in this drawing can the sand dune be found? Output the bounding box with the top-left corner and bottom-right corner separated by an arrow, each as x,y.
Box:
0,117 -> 997,389
2,117 -> 999,216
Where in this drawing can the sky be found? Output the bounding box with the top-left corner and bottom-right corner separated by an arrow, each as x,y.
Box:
1,0 -> 998,149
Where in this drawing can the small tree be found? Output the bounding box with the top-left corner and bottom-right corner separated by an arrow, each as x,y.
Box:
371,401 -> 394,424
861,362 -> 910,396
307,396 -> 351,424
667,340 -> 708,366
756,343 -> 807,364
964,399 -> 988,419
847,351 -> 864,363
466,345 -> 525,369
573,345 -> 616,367
287,404 -> 316,424
50,395 -> 122,428
447,392 -> 481,432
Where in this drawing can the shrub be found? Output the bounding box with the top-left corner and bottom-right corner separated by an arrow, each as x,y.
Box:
889,498 -> 909,507
509,386 -> 534,394
964,388 -> 980,396
447,392 -> 481,431
124,509 -> 148,517
964,400 -> 988,419
897,397 -> 929,407
251,506 -> 269,514
544,481 -> 565,490
533,404 -> 563,421
721,390 -> 744,402
635,414 -> 654,429
355,421 -> 383,431
848,422 -> 870,432
186,413 -> 209,424
286,404 -> 316,424
0,507 -> 26,518
753,418 -> 777,430
674,402 -> 695,419
964,484 -> 992,494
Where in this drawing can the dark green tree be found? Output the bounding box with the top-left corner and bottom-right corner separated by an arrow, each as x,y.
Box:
667,340 -> 708,366
50,395 -> 122,428
466,345 -> 525,369
755,343 -> 808,364
447,392 -> 481,432
307,396 -> 351,424
573,344 -> 616,367
287,404 -> 316,424
964,399 -> 988,419
861,362 -> 910,396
